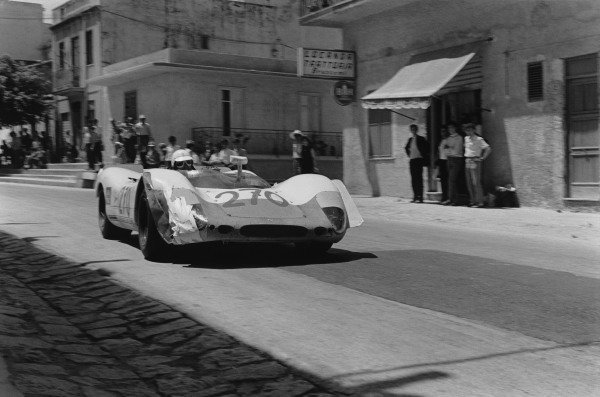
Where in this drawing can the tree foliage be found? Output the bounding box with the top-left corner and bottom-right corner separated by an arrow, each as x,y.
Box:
0,55 -> 52,127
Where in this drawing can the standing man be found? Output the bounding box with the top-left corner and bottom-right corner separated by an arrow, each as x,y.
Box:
445,122 -> 465,206
437,125 -> 450,204
134,115 -> 152,167
404,124 -> 429,203
290,130 -> 303,175
463,123 -> 491,207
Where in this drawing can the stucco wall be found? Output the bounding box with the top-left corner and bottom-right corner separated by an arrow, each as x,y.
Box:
100,0 -> 342,65
0,0 -> 48,61
341,0 -> 600,207
102,70 -> 345,151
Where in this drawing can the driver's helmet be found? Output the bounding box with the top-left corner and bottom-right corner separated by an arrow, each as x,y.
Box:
171,149 -> 195,170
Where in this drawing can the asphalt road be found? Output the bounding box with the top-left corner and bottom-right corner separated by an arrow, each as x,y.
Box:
0,182 -> 599,396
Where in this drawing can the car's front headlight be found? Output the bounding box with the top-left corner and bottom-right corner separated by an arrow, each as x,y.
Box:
191,204 -> 208,230
322,207 -> 346,233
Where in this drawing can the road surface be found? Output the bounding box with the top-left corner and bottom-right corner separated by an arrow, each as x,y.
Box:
0,182 -> 598,396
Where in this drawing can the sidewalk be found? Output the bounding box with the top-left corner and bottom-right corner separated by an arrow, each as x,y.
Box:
353,196 -> 600,248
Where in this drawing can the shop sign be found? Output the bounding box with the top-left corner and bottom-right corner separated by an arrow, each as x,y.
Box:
333,80 -> 356,106
298,48 -> 356,80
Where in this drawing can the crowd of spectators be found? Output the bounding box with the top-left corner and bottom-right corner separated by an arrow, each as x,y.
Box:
0,128 -> 52,169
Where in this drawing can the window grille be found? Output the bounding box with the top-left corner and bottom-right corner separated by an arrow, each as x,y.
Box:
528,62 -> 543,101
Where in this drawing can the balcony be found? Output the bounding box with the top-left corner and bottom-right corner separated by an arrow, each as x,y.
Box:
191,127 -> 343,158
53,67 -> 84,97
52,0 -> 100,23
299,0 -> 419,27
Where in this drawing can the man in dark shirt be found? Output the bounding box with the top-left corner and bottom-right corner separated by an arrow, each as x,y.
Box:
404,124 -> 429,203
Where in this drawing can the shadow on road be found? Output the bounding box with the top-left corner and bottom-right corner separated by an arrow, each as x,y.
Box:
180,245 -> 378,269
22,235 -> 60,242
346,370 -> 449,396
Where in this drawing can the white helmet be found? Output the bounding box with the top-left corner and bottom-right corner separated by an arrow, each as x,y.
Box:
171,149 -> 194,169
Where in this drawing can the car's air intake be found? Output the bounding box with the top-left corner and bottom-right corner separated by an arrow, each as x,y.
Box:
239,225 -> 308,238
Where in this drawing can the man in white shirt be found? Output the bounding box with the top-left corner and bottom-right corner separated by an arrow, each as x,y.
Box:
134,115 -> 152,167
445,122 -> 465,205
463,123 -> 491,207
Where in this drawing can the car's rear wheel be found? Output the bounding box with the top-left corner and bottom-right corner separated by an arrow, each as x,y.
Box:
98,189 -> 130,240
138,191 -> 170,261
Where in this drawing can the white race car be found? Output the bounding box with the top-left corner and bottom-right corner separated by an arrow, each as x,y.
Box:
95,154 -> 362,260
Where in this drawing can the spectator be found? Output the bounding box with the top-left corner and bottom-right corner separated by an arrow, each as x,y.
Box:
92,120 -> 104,168
290,130 -> 303,175
20,128 -> 32,152
110,119 -> 122,155
463,122 -> 491,207
158,142 -> 167,166
10,131 -> 23,168
217,139 -> 235,166
113,141 -> 127,164
1,139 -> 12,166
185,140 -> 201,165
145,141 -> 161,168
404,124 -> 429,203
120,122 -> 135,163
134,115 -> 152,167
164,135 -> 179,164
299,136 -> 318,174
208,142 -> 223,165
445,122 -> 465,206
437,125 -> 450,205
82,127 -> 94,170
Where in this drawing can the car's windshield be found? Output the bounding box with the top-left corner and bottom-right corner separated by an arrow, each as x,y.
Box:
179,167 -> 271,189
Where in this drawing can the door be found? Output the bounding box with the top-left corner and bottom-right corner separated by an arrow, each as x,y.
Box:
299,93 -> 321,133
70,102 -> 82,148
566,54 -> 599,199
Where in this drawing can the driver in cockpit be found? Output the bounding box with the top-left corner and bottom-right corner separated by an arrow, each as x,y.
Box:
170,149 -> 196,171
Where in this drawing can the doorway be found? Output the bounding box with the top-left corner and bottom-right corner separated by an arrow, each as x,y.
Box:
565,54 -> 599,199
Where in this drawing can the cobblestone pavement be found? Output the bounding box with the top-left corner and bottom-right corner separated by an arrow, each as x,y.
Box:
0,231 -> 348,397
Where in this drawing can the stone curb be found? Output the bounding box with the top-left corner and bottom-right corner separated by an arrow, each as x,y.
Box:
0,231 -> 353,397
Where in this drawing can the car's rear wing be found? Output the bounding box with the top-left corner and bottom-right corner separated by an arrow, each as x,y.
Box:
332,179 -> 363,228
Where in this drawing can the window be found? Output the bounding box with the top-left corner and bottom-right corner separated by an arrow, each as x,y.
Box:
87,100 -> 95,123
368,109 -> 392,157
85,30 -> 93,65
124,91 -> 137,120
221,89 -> 231,136
58,42 -> 65,69
71,36 -> 80,69
527,61 -> 543,101
200,35 -> 209,50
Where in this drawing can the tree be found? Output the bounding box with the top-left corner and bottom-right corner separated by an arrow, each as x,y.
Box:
0,55 -> 52,128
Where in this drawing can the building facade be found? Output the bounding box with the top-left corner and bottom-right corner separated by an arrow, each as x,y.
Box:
301,0 -> 600,210
51,0 -> 345,179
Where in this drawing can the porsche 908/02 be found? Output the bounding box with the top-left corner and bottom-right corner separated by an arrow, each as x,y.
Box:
95,155 -> 362,260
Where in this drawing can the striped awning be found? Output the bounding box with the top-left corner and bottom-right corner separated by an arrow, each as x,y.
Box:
362,42 -> 483,110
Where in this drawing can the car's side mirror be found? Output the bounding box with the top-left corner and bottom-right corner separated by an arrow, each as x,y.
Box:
230,155 -> 248,165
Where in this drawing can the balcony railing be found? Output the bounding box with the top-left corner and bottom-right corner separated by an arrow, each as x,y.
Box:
300,0 -> 345,17
191,127 -> 343,158
53,67 -> 81,93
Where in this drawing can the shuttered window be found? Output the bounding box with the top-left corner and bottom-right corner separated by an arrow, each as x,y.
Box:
368,109 -> 392,157
528,62 -> 543,101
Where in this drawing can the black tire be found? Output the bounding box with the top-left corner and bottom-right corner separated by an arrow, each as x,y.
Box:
138,191 -> 170,261
98,190 -> 131,240
295,241 -> 333,257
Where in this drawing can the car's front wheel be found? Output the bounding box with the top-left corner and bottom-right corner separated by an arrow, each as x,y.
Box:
138,191 -> 170,261
98,189 -> 130,240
